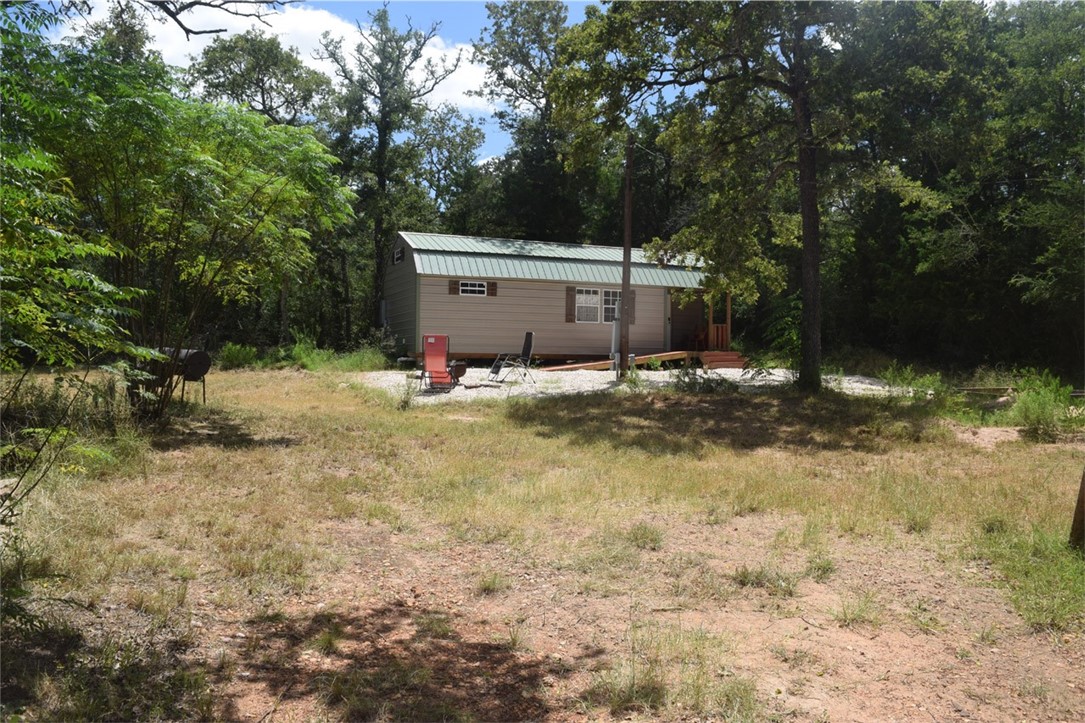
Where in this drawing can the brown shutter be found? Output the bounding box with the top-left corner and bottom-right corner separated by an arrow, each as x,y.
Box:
565,286 -> 576,323
628,289 -> 636,325
487,281 -> 497,297
449,279 -> 458,295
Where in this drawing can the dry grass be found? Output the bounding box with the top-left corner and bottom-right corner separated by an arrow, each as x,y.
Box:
5,368 -> 1083,720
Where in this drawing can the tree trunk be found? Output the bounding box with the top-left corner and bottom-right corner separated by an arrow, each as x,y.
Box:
619,132 -> 633,375
792,15 -> 822,393
339,250 -> 351,347
1071,464 -> 1085,553
371,113 -> 392,332
279,275 -> 289,346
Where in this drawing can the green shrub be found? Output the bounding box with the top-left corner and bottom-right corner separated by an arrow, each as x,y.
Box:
327,346 -> 390,372
283,332 -> 391,372
1010,369 -> 1073,443
668,367 -> 737,394
289,334 -> 336,370
973,525 -> 1085,631
217,342 -> 259,370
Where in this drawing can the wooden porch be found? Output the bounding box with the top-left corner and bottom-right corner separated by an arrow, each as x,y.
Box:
541,348 -> 747,372
541,292 -> 744,371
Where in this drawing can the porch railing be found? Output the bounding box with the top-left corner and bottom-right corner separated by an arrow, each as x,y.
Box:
709,323 -> 730,351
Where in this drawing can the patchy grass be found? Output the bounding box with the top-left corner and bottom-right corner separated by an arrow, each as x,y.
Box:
585,621 -> 758,719
731,563 -> 799,598
4,368 -> 1083,719
833,589 -> 883,628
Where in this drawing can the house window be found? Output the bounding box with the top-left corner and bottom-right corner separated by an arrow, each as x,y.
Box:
603,289 -> 621,323
567,285 -> 634,324
459,280 -> 488,296
575,288 -> 601,322
392,247 -> 404,265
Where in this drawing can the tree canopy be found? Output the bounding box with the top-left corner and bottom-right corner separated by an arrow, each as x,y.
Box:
2,0 -> 1081,381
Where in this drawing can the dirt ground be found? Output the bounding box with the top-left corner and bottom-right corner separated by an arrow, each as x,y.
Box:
185,505 -> 1083,722
21,369 -> 1080,722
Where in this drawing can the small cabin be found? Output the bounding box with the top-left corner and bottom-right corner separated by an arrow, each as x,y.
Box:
383,232 -> 723,362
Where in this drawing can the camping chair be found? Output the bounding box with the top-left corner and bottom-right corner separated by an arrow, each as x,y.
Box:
488,331 -> 535,383
421,334 -> 458,392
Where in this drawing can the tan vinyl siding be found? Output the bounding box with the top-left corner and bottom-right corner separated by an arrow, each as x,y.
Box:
669,294 -> 706,351
418,277 -> 666,356
384,242 -> 418,353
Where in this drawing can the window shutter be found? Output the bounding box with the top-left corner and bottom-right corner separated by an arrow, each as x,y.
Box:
449,279 -> 458,295
628,289 -> 636,325
565,286 -> 576,323
487,281 -> 497,297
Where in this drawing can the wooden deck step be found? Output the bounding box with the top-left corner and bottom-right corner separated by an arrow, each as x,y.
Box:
700,351 -> 748,370
541,350 -> 748,372
543,351 -> 695,372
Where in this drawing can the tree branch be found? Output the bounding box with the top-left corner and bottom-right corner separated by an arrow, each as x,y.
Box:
138,1 -> 297,40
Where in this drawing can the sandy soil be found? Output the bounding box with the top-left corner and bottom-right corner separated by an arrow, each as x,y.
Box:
50,370 -> 1078,722
362,366 -> 896,405
190,512 -> 1084,722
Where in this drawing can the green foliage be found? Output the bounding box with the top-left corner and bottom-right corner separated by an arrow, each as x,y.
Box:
880,362 -> 956,411
667,368 -> 737,395
1009,369 -> 1074,443
974,525 -> 1085,631
1,369 -> 142,635
283,333 -> 391,373
186,29 -> 331,125
626,522 -> 663,551
318,6 -> 458,328
217,343 -> 259,370
731,563 -> 798,598
0,5 -> 147,371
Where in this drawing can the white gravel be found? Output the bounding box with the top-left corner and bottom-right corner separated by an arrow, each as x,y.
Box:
359,365 -> 894,405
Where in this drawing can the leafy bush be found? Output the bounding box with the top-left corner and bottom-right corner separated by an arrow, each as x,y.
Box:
289,334 -> 336,370
217,342 -> 259,370
880,362 -> 957,411
284,332 -> 391,372
1,369 -> 141,634
668,367 -> 737,394
1010,369 -> 1073,442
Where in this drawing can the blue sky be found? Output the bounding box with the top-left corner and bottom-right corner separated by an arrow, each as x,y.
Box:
310,1 -> 589,46
67,0 -> 595,159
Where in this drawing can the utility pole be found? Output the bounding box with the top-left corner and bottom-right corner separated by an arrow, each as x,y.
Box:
620,132 -> 633,376
1071,464 -> 1085,552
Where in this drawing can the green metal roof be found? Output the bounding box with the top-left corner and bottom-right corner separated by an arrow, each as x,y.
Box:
399,232 -> 704,289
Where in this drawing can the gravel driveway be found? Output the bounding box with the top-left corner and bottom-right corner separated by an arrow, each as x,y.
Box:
359,366 -> 893,405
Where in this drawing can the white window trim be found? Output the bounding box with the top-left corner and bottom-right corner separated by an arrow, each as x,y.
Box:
576,287 -> 622,323
459,280 -> 488,296
575,287 -> 601,323
603,289 -> 622,323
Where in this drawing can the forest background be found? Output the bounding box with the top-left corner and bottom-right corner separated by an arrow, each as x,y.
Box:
3,0 -> 1082,386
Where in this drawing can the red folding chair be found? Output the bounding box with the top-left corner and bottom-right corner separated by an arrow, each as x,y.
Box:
421,334 -> 458,391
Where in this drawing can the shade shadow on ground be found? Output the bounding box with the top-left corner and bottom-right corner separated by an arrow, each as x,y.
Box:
506,389 -> 935,456
149,406 -> 299,452
1,614 -> 211,720
218,603 -> 580,721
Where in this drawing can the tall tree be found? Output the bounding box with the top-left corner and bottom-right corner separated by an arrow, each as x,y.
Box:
318,5 -> 459,330
411,104 -> 485,218
473,0 -> 594,243
39,17 -> 354,412
186,29 -> 331,125
556,1 -> 857,390
0,3 -> 144,371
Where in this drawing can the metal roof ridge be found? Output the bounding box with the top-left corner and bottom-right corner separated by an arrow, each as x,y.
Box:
399,231 -> 704,272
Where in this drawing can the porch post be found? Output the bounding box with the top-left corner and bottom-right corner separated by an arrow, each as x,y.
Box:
707,293 -> 715,350
725,292 -> 732,351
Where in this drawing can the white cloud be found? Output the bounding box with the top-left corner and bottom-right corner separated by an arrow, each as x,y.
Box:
59,4 -> 493,115
418,35 -> 491,113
